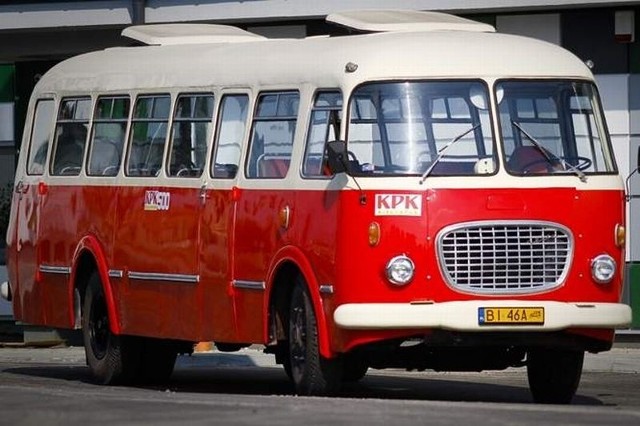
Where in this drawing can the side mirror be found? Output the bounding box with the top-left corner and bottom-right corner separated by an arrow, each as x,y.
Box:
637,146 -> 640,172
325,140 -> 348,174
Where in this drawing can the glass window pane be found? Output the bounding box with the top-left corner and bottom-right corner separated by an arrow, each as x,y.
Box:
212,95 -> 249,179
348,82 -> 494,176
153,96 -> 171,119
257,95 -> 277,117
168,94 -> 214,177
75,99 -> 92,120
58,100 -> 76,120
89,96 -> 130,176
51,97 -> 91,176
168,121 -> 212,177
247,92 -> 299,178
51,123 -> 88,175
27,99 -> 55,175
303,91 -> 342,178
498,80 -> 614,175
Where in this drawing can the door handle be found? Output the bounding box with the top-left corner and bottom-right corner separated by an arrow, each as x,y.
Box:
199,184 -> 208,205
15,181 -> 26,194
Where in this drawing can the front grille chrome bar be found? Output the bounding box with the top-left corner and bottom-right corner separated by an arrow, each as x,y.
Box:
437,221 -> 573,294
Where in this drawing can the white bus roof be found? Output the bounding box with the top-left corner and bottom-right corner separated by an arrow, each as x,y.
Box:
34,11 -> 593,96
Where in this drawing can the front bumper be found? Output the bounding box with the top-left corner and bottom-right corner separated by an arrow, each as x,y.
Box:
334,300 -> 632,331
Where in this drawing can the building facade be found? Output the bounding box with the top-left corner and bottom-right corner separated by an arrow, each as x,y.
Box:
0,0 -> 639,328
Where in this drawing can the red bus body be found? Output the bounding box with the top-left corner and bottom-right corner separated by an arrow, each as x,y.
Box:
2,11 -> 632,401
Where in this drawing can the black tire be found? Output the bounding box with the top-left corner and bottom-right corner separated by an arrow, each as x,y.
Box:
527,349 -> 584,404
82,272 -> 141,385
288,279 -> 342,396
342,355 -> 368,383
137,338 -> 178,384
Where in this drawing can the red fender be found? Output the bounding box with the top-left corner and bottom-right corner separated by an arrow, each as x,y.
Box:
70,235 -> 121,335
266,245 -> 336,359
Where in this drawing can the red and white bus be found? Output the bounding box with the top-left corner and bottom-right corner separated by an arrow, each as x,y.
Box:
1,10 -> 632,403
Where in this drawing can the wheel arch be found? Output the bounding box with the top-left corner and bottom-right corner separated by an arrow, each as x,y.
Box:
70,235 -> 121,334
266,245 -> 335,358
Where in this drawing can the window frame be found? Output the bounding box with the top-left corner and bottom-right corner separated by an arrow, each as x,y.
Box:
166,92 -> 215,179
301,89 -> 343,179
210,92 -> 250,180
26,98 -> 55,176
125,93 -> 172,178
87,95 -> 131,177
50,96 -> 92,177
245,90 -> 300,179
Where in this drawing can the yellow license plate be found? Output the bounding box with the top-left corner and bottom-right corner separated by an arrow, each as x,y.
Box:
478,307 -> 544,325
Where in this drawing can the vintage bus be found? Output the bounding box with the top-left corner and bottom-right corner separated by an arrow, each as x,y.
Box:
1,10 -> 632,403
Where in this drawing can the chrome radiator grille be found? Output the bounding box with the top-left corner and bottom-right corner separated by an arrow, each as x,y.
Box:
437,221 -> 572,294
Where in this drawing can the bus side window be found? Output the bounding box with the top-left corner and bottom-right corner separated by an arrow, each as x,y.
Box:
26,99 -> 55,176
246,91 -> 299,179
126,95 -> 170,177
168,93 -> 214,178
50,98 -> 91,176
88,96 -> 130,176
211,94 -> 249,179
302,91 -> 342,178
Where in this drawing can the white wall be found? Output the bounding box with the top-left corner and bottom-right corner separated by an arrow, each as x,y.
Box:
496,14 -> 561,45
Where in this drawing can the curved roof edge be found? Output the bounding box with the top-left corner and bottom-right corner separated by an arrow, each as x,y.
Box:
121,23 -> 266,45
326,9 -> 496,33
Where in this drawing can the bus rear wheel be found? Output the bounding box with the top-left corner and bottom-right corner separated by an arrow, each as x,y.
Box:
288,280 -> 342,396
82,272 -> 140,385
527,348 -> 584,404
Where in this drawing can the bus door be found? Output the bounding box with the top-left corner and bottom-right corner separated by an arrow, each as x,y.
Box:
230,91 -> 300,343
113,94 -> 210,340
10,98 -> 55,325
199,93 -> 250,342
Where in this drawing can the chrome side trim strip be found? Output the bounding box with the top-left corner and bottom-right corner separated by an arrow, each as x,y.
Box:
319,285 -> 334,294
108,270 -> 124,278
39,265 -> 71,275
232,280 -> 266,291
128,271 -> 200,283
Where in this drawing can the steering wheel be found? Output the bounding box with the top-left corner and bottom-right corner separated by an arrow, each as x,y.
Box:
520,156 -> 592,174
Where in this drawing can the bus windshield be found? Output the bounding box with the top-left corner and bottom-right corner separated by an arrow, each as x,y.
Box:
498,80 -> 616,176
347,81 -> 496,177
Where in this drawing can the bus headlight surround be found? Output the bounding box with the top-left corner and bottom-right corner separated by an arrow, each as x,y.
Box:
385,255 -> 415,286
591,254 -> 616,284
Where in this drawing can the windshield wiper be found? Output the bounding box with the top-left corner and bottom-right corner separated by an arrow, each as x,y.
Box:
419,124 -> 480,185
511,120 -> 587,183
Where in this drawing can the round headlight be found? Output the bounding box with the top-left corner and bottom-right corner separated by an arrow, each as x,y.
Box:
385,255 -> 415,286
591,254 -> 616,284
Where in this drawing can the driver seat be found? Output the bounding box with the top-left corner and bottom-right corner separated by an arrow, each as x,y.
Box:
508,146 -> 552,174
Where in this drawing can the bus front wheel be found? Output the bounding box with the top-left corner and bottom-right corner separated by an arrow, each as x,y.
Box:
288,279 -> 342,396
527,348 -> 584,404
82,272 -> 140,385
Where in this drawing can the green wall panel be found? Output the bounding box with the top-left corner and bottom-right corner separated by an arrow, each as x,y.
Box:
0,64 -> 15,102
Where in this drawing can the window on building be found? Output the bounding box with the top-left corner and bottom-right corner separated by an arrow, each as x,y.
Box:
88,96 -> 130,176
51,97 -> 91,176
246,91 -> 299,178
